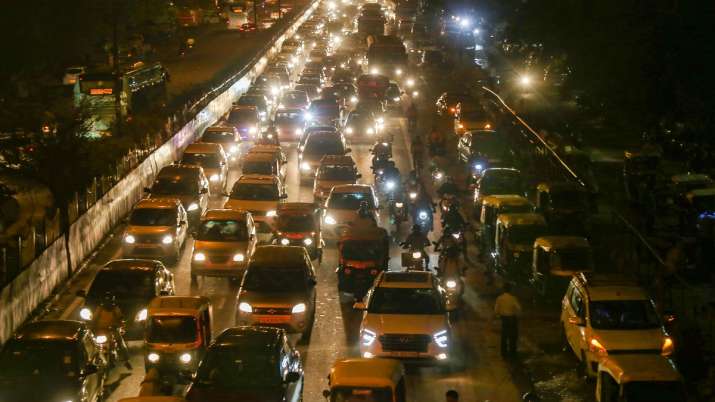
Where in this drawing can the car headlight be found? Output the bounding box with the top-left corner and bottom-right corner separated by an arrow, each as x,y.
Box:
395,202 -> 403,208
266,210 -> 277,217
370,67 -> 380,75
301,162 -> 312,171
79,307 -> 92,321
419,211 -> 428,220
304,112 -> 313,121
662,337 -> 674,356
361,329 -> 377,346
409,192 -> 417,200
233,253 -> 245,262
406,78 -> 415,87
249,126 -> 258,134
229,145 -> 238,153
324,215 -> 336,225
135,308 -> 148,322
412,251 -> 422,259
180,353 -> 192,364
303,238 -> 313,246
95,335 -> 108,345
292,303 -> 307,314
452,232 -> 461,240
147,353 -> 160,363
393,97 -> 401,102
433,330 -> 449,348
238,302 -> 253,313
187,202 -> 200,211
124,234 -> 135,244
346,127 -> 354,134
395,68 -> 402,75
281,238 -> 290,245
162,235 -> 173,244
350,96 -> 358,103
445,280 -> 457,289
295,128 -> 303,135
367,128 -> 375,135
210,174 -> 220,182
194,252 -> 206,262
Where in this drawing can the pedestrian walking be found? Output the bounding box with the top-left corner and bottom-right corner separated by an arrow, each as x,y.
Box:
494,282 -> 521,359
445,390 -> 459,402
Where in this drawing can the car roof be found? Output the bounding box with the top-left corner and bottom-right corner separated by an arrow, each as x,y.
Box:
158,165 -> 202,177
148,296 -> 210,316
377,271 -> 433,289
184,143 -> 223,154
135,198 -> 181,209
237,174 -> 279,184
574,272 -> 649,301
15,320 -> 86,342
331,184 -> 372,193
534,236 -> 590,251
205,125 -> 235,133
214,326 -> 283,349
242,152 -> 274,162
496,213 -> 546,227
277,202 -> 318,213
103,259 -> 161,271
319,155 -> 355,166
250,245 -> 307,267
482,195 -> 531,207
202,209 -> 249,221
330,358 -> 404,388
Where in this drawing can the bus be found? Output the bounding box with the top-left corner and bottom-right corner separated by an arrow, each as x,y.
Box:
74,62 -> 168,136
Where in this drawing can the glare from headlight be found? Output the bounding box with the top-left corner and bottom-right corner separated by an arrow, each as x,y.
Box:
124,234 -> 135,244
147,353 -> 160,363
433,330 -> 449,348
292,303 -> 307,314
446,280 -> 457,289
295,128 -> 303,135
350,96 -> 358,103
366,128 -> 375,135
303,238 -> 313,246
419,211 -> 428,220
370,67 -> 380,75
162,235 -> 173,244
386,181 -> 395,190
393,97 -> 401,102
180,353 -> 192,364
135,308 -> 148,322
301,162 -> 312,171
345,127 -> 354,134
409,192 -> 417,199
395,68 -> 402,75
266,210 -> 277,217
361,329 -> 376,346
194,252 -> 206,262
187,202 -> 200,211
324,215 -> 336,225
395,202 -> 403,208
229,145 -> 238,153
474,163 -> 484,171
210,174 -> 220,182
79,307 -> 92,321
412,91 -> 419,98
406,78 -> 415,87
95,335 -> 108,344
304,112 -> 313,121
233,253 -> 245,262
412,251 -> 422,259
281,238 -> 290,245
249,126 -> 258,134
238,302 -> 253,313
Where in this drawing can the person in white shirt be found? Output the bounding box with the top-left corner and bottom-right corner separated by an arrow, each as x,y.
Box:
494,282 -> 521,358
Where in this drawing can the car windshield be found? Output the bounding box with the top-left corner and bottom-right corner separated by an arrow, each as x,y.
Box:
146,316 -> 197,344
283,92 -> 306,103
369,287 -> 443,315
237,97 -> 265,108
151,177 -> 197,196
182,153 -> 222,169
319,166 -> 356,181
386,85 -> 401,98
88,270 -> 155,299
550,249 -> 591,270
471,135 -> 506,157
229,109 -> 257,122
242,267 -> 309,291
129,208 -> 176,226
277,214 -> 315,232
0,340 -> 78,377
328,192 -> 373,209
304,136 -> 344,155
341,240 -> 383,261
197,220 -> 248,241
195,346 -> 280,388
623,381 -> 685,402
331,387 -> 393,402
276,111 -> 302,121
242,161 -> 274,175
230,183 -> 279,201
506,225 -> 547,245
203,131 -> 235,143
589,300 -> 661,330
481,175 -> 523,196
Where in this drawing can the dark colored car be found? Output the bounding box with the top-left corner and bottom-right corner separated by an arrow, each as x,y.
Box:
78,259 -> 175,337
0,320 -> 106,402
146,164 -> 210,225
186,326 -> 303,402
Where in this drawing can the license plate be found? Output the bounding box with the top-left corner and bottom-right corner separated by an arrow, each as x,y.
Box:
256,316 -> 290,324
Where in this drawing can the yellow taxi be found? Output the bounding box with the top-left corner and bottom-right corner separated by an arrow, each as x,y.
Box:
122,198 -> 188,262
324,358 -> 407,402
454,101 -> 492,136
323,184 -> 379,239
224,175 -> 286,242
180,142 -> 228,193
313,155 -> 361,202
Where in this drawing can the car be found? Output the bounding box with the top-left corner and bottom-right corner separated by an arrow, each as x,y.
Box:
274,108 -> 306,140
282,37 -> 305,54
78,259 -> 175,336
435,91 -> 473,116
274,202 -> 324,261
561,273 -> 674,377
279,90 -> 310,110
299,130 -> 350,181
474,167 -> 526,205
235,246 -> 317,341
295,83 -> 321,100
454,101 -> 493,135
322,184 -> 379,238
457,129 -> 510,167
385,82 -> 403,110
185,326 -> 303,402
224,175 -> 286,242
191,209 -> 257,284
0,320 -> 106,402
313,155 -> 360,201
122,198 -> 189,261
236,95 -> 270,121
343,109 -> 379,142
355,271 -> 452,365
307,98 -> 341,126
180,142 -> 229,193
226,105 -> 261,139
146,164 -> 210,225
241,152 -> 285,184
238,22 -> 257,34
200,125 -> 242,164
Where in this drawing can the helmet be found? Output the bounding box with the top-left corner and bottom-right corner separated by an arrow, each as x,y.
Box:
101,292 -> 116,307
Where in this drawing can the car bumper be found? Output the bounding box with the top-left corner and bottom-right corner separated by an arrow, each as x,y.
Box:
191,261 -> 246,277
236,312 -> 310,333
122,244 -> 174,258
360,342 -> 450,363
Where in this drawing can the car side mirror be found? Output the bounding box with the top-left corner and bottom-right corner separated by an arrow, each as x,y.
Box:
285,371 -> 301,383
353,301 -> 366,310
568,316 -> 585,327
143,187 -> 151,193
76,289 -> 87,298
82,364 -> 99,376
200,188 -> 209,194
322,390 -> 331,399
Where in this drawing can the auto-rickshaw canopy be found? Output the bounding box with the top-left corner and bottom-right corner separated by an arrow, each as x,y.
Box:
147,296 -> 211,318
534,236 -> 590,252
329,358 -> 404,389
599,355 -> 682,384
496,213 -> 547,229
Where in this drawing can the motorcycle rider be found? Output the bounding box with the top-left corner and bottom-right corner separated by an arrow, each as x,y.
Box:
401,224 -> 431,268
441,205 -> 469,259
94,292 -> 132,370
379,162 -> 401,193
350,201 -> 390,260
437,176 -> 460,199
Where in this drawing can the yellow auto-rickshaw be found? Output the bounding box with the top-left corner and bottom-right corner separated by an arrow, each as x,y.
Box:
323,358 -> 406,402
144,296 -> 212,386
530,236 -> 593,299
479,195 -> 533,257
596,355 -> 685,402
535,182 -> 592,235
492,213 -> 547,279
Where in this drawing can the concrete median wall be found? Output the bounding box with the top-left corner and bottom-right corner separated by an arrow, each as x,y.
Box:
0,0 -> 320,345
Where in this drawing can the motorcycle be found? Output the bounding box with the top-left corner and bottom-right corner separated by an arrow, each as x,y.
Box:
388,197 -> 408,226
178,37 -> 196,56
94,326 -> 121,368
412,207 -> 434,233
431,167 -> 445,188
439,193 -> 459,214
400,244 -> 428,271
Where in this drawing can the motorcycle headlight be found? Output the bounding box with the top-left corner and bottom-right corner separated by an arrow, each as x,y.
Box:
135,308 -> 148,322
412,251 -> 422,259
409,192 -> 417,200
452,232 -> 461,240
95,335 -> 108,345
395,68 -> 402,75
162,235 -> 173,244
412,91 -> 419,98
281,238 -> 290,245
266,210 -> 277,217
180,353 -> 192,364
303,238 -> 313,246
346,127 -> 354,134
386,181 -> 395,190
435,172 -> 444,180
350,96 -> 358,103
304,112 -> 313,121
370,67 -> 380,75
187,202 -> 200,211
433,330 -> 449,348
147,353 -> 160,363
419,211 -> 428,220
406,78 -> 415,87
210,174 -> 220,182
79,307 -> 93,321
233,253 -> 245,262
445,280 -> 457,289
474,163 -> 484,171
194,252 -> 206,262
395,202 -> 403,208
292,303 -> 307,314
301,162 -> 312,171
324,215 -> 336,225
393,97 -> 401,102
249,126 -> 258,134
238,302 -> 253,313
123,234 -> 135,244
360,328 -> 377,346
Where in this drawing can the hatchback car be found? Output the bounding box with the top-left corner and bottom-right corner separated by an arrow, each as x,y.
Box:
355,271 -> 452,365
78,259 -> 175,336
146,164 -> 209,225
191,209 -> 257,284
323,184 -> 379,238
236,94 -> 270,121
224,175 -> 286,241
274,202 -> 323,261
313,155 -> 360,201
274,108 -> 306,141
0,320 -> 106,402
122,198 -> 189,261
235,246 -> 317,341
185,326 -> 303,402
226,105 -> 261,139
181,142 -> 229,193
343,109 -> 379,143
561,273 -> 673,377
241,152 -> 284,183
200,125 -> 241,164
299,131 -> 350,181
